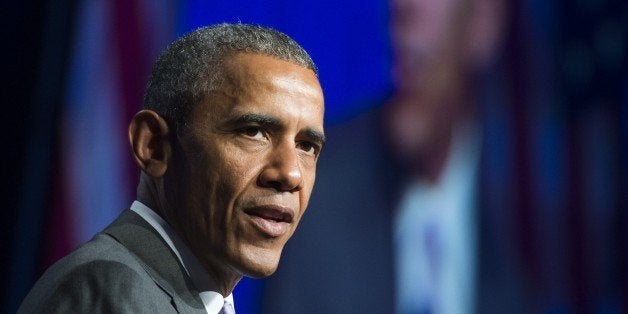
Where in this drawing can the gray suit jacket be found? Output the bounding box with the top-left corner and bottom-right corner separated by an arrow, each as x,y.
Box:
18,210 -> 207,313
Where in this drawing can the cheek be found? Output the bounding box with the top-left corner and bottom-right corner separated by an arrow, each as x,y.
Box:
182,156 -> 231,230
227,141 -> 276,186
208,153 -> 261,224
298,167 -> 317,212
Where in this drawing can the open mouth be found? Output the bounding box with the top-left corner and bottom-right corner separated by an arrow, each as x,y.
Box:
244,205 -> 294,237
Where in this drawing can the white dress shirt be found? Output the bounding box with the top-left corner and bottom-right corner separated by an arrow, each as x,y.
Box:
394,125 -> 480,314
131,201 -> 235,314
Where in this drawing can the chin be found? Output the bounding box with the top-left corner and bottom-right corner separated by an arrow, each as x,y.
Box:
244,265 -> 278,279
234,245 -> 283,278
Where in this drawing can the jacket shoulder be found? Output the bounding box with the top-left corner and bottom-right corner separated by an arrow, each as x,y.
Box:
18,234 -> 174,313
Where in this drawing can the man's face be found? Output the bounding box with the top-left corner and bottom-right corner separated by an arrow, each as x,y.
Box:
165,53 -> 324,279
390,0 -> 465,89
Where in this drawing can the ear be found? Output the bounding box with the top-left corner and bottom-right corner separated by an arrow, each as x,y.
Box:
466,0 -> 508,68
128,110 -> 171,178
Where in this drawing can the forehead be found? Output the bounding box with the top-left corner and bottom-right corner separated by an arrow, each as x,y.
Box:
207,53 -> 324,121
224,53 -> 320,92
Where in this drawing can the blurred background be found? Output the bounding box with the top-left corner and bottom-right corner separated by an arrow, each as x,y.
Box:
1,0 -> 626,313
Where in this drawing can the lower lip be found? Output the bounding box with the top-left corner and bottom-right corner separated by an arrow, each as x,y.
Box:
248,215 -> 290,237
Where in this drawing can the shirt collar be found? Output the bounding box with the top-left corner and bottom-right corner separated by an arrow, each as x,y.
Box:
130,201 -> 235,313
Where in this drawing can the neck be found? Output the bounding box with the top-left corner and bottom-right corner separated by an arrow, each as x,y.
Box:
136,173 -> 165,220
204,263 -> 242,296
412,129 -> 453,184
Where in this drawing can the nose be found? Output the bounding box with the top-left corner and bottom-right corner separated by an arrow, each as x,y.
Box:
258,142 -> 303,192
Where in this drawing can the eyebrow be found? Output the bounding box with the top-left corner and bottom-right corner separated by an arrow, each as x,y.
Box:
304,128 -> 326,147
227,113 -> 282,128
226,113 -> 326,145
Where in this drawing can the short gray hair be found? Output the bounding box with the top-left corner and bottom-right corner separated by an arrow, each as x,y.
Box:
143,23 -> 318,132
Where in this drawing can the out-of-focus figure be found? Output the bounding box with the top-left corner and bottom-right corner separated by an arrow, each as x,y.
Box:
386,0 -> 506,312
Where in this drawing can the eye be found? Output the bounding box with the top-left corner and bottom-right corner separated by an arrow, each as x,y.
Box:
297,141 -> 320,156
239,126 -> 266,140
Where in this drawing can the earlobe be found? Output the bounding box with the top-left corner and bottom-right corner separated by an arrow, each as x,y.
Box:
128,110 -> 171,178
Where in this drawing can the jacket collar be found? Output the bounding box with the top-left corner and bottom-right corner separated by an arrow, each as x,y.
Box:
103,210 -> 206,312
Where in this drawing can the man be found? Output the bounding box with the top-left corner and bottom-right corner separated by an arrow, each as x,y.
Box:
19,23 -> 325,313
262,0 -> 524,313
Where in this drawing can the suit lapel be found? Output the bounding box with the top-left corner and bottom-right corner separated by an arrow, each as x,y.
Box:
103,210 -> 205,312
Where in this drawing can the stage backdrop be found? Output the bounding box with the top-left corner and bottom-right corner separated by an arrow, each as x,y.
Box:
3,0 -> 626,313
